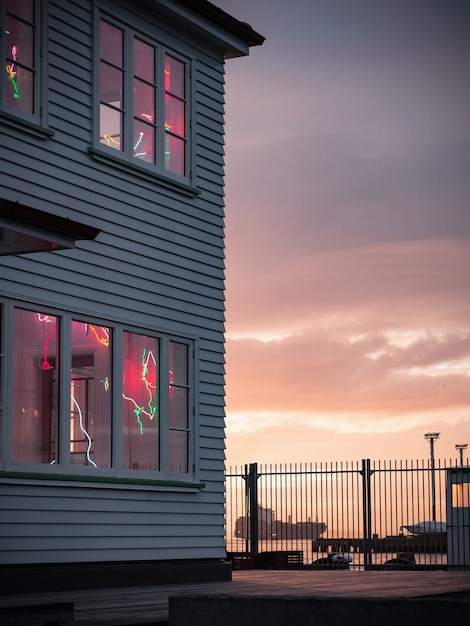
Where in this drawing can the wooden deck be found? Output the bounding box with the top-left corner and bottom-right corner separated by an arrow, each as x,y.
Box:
1,570 -> 470,625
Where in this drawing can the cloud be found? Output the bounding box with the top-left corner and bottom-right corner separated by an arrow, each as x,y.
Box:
224,238 -> 470,438
225,329 -> 470,415
225,407 -> 470,437
225,238 -> 470,336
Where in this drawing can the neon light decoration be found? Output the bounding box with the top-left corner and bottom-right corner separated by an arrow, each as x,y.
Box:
86,324 -> 110,347
70,393 -> 97,467
133,131 -> 153,158
122,347 -> 158,434
141,348 -> 157,418
102,133 -> 120,147
41,323 -> 57,370
6,45 -> 20,99
36,314 -> 56,370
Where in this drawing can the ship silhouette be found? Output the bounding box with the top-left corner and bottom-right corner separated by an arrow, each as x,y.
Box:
234,505 -> 327,540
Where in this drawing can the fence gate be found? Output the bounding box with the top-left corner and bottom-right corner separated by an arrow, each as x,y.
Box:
226,458 -> 468,571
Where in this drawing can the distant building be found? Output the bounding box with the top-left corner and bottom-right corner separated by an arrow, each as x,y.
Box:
0,0 -> 263,592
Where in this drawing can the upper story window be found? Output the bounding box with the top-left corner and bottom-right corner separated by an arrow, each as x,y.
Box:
98,16 -> 189,179
1,0 -> 47,130
1,303 -> 195,482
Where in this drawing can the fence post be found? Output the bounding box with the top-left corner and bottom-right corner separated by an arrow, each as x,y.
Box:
248,462 -> 259,555
361,459 -> 373,569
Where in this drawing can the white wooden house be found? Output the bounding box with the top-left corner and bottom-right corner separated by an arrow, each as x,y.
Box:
0,0 -> 263,592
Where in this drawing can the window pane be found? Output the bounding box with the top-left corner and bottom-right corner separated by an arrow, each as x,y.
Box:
170,430 -> 188,474
133,118 -> 154,162
169,342 -> 188,385
165,55 -> 184,98
13,310 -> 59,464
7,1 -> 34,23
71,321 -> 112,468
100,62 -> 123,107
165,133 -> 185,176
134,78 -> 154,123
100,20 -> 123,67
100,104 -> 122,150
6,15 -> 34,68
169,387 -> 188,429
134,38 -> 154,83
123,333 -> 160,471
5,9 -> 35,113
165,94 -> 185,138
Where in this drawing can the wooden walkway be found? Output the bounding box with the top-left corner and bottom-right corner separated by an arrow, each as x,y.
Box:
1,570 -> 470,625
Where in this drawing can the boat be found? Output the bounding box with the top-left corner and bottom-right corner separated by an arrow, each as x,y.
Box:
400,521 -> 446,535
234,506 -> 327,540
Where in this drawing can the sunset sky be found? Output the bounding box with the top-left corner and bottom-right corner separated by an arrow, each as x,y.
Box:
216,0 -> 470,468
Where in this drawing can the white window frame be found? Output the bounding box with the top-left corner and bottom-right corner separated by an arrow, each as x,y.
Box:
0,0 -> 51,138
0,301 -> 199,486
91,6 -> 196,192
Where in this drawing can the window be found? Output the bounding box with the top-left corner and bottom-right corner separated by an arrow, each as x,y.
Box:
1,0 -> 47,128
98,16 -> 189,179
1,304 -> 195,481
169,341 -> 189,473
122,332 -> 160,472
452,482 -> 470,508
12,309 -> 60,464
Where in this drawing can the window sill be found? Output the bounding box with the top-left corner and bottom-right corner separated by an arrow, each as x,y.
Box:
0,110 -> 54,140
88,146 -> 201,198
0,470 -> 204,492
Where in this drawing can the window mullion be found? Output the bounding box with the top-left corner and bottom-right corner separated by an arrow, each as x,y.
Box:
124,28 -> 132,160
159,337 -> 169,477
59,314 -> 71,472
112,327 -> 122,475
156,48 -> 165,171
189,343 -> 196,477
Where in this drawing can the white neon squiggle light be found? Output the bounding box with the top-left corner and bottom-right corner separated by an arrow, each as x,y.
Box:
71,394 -> 97,468
133,131 -> 152,157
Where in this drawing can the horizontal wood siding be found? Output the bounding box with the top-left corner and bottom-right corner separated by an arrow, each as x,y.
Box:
0,482 -> 226,564
0,0 -> 232,565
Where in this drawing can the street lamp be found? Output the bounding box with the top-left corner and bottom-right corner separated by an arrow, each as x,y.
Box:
455,443 -> 468,466
425,432 -> 440,522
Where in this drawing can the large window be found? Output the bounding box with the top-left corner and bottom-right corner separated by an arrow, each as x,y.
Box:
1,0 -> 46,126
1,305 -> 194,480
98,16 -> 189,179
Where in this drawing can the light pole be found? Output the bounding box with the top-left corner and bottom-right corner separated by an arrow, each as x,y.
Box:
425,432 -> 440,522
455,443 -> 468,466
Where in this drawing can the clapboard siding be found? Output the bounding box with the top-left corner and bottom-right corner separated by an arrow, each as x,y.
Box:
0,0 -> 256,569
0,481 -> 228,563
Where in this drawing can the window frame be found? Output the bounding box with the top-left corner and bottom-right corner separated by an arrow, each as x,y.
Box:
0,301 -> 199,487
92,7 -> 196,192
0,0 -> 52,138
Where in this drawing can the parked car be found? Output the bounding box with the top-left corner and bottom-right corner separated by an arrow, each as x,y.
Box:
309,553 -> 353,570
383,552 -> 417,570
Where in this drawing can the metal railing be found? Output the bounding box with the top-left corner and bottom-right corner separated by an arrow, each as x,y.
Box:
225,459 -> 470,570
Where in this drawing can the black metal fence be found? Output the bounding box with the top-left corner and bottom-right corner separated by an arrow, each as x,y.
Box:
225,459 -> 470,570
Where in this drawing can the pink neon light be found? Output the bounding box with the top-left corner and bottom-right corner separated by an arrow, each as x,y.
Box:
41,323 -> 57,370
